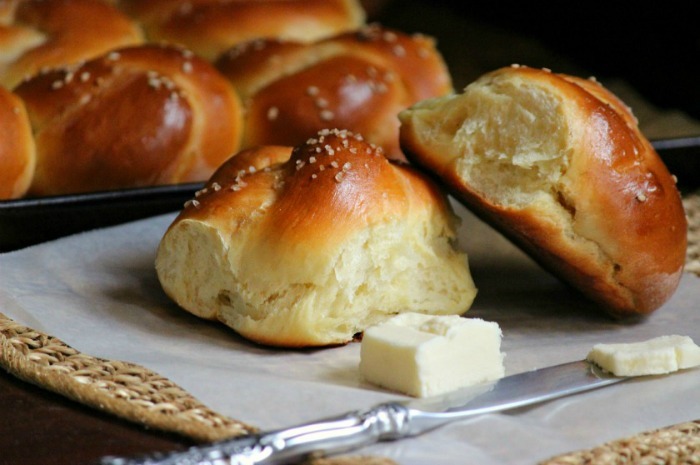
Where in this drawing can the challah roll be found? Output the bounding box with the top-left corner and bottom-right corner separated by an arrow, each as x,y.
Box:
0,0 -> 143,89
399,65 -> 687,317
0,86 -> 35,199
216,23 -> 453,162
114,0 -> 366,61
155,129 -> 476,347
15,44 -> 243,196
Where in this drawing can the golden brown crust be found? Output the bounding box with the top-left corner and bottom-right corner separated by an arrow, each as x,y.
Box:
180,131 -> 453,272
15,44 -> 243,196
216,23 -> 453,162
115,0 -> 366,61
0,0 -> 143,89
0,87 -> 35,199
157,129 -> 476,347
399,66 -> 687,317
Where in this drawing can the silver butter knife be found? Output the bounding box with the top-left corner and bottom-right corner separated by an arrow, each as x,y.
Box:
101,360 -> 624,465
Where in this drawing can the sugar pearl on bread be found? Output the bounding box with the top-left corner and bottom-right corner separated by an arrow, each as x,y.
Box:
156,129 -> 476,347
0,0 -> 142,88
15,44 -> 243,196
114,0 -> 366,61
216,24 -> 453,162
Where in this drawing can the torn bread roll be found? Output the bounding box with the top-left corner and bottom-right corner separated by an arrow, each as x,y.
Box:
0,87 -> 35,199
216,23 -> 452,162
155,129 -> 476,347
114,0 -> 366,61
399,65 -> 687,317
0,0 -> 143,88
14,44 -> 242,196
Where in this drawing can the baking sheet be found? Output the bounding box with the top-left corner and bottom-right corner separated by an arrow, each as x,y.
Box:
0,183 -> 201,252
1,201 -> 699,464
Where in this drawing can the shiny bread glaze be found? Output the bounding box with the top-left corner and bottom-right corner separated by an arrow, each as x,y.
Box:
216,24 -> 453,162
15,44 -> 242,196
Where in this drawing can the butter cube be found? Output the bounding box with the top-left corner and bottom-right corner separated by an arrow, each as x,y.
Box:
359,313 -> 505,397
587,335 -> 700,376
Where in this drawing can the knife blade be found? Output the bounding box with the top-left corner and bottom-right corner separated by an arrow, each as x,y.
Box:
100,360 -> 625,465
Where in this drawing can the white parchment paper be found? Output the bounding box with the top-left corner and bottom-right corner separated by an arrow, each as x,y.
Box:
1,201 -> 699,464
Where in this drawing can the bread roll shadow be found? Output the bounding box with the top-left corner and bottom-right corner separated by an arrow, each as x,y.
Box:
453,201 -> 616,324
95,252 -> 268,353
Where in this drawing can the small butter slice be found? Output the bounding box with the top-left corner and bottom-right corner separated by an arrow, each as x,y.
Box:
359,313 -> 505,397
587,335 -> 700,376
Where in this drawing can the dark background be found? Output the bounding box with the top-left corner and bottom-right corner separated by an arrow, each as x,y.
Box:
374,1 -> 700,125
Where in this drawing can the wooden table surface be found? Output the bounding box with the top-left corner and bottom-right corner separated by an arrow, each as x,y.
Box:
0,370 -> 192,465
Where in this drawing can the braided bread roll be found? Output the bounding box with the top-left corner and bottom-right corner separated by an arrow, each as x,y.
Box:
0,0 -> 143,89
399,65 -> 687,317
216,24 -> 453,162
0,87 -> 35,199
114,0 -> 366,61
14,44 -> 242,196
156,129 -> 476,347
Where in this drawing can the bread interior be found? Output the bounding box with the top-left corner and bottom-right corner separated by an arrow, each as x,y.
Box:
158,210 -> 476,347
414,78 -> 570,209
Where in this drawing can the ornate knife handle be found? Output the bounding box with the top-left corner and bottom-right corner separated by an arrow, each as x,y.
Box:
101,402 -> 411,465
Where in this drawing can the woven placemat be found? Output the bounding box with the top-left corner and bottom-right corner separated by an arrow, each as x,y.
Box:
0,312 -> 397,465
1,191 -> 698,464
0,312 -> 255,444
540,420 -> 700,465
683,192 -> 700,276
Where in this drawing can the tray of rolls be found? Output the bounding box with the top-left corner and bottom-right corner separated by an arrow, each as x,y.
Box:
0,0 -> 462,249
2,0 -> 699,250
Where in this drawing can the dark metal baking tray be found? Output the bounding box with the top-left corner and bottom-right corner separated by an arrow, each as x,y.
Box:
0,182 -> 203,252
649,136 -> 700,193
0,137 -> 698,252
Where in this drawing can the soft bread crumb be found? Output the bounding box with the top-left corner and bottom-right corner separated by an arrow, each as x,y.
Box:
398,76 -> 570,209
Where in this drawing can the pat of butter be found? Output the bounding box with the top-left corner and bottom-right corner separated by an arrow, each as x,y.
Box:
587,335 -> 700,376
359,313 -> 505,397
